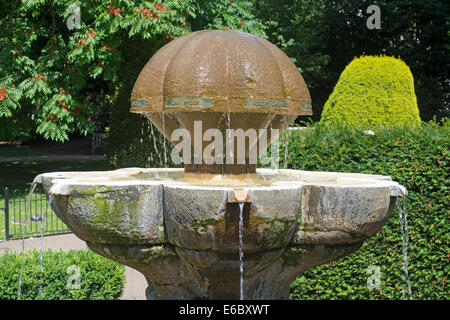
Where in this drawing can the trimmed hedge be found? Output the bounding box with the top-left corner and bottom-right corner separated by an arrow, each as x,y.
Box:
281,120 -> 449,300
320,56 -> 421,127
0,249 -> 125,300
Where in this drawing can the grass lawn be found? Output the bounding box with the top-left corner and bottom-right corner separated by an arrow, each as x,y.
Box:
0,188 -> 69,240
0,146 -> 55,157
0,160 -> 114,191
0,160 -> 114,240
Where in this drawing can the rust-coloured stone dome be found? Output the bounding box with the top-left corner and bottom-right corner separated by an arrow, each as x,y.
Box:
130,30 -> 312,175
131,29 -> 311,114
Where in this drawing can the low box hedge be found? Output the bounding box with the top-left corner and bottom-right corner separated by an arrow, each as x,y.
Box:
0,249 -> 125,300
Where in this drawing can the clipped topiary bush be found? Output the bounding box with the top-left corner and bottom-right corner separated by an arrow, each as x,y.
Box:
279,120 -> 449,300
320,56 -> 421,127
0,249 -> 125,300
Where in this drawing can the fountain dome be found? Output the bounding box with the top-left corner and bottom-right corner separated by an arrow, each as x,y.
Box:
130,30 -> 312,175
130,29 -> 312,115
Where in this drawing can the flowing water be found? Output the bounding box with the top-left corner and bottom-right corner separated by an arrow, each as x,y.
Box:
17,223 -> 26,300
145,121 -> 152,167
161,113 -> 168,167
397,197 -> 412,300
17,182 -> 39,299
148,118 -> 163,165
283,127 -> 290,169
238,201 -> 244,300
37,194 -> 54,298
227,113 -> 232,167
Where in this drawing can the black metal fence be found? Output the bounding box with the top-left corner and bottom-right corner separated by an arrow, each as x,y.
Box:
0,187 -> 70,240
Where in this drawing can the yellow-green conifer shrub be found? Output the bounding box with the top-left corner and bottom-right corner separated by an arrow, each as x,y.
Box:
320,56 -> 421,127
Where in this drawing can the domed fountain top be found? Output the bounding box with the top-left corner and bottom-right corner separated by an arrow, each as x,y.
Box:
130,29 -> 312,114
130,30 -> 312,176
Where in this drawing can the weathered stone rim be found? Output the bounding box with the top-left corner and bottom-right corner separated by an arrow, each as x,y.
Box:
34,168 -> 407,198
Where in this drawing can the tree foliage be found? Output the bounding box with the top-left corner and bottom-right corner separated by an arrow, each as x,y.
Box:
252,0 -> 449,121
0,0 -> 265,142
1,0 -> 448,141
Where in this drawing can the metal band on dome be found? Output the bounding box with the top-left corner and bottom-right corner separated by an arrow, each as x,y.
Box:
165,97 -> 213,108
131,99 -> 147,108
302,102 -> 312,110
245,99 -> 287,108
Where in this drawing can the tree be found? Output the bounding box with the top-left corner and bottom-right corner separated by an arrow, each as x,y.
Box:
2,0 -> 447,142
0,0 -> 265,142
252,0 -> 330,120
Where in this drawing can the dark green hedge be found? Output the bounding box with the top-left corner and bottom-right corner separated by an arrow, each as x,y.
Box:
0,249 -> 125,300
282,120 -> 449,300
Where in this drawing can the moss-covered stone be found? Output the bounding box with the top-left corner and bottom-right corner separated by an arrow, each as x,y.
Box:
66,184 -> 165,245
190,217 -> 221,231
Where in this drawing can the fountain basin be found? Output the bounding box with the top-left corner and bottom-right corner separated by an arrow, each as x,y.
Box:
34,168 -> 405,299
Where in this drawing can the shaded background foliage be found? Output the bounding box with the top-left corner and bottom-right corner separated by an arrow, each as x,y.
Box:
255,0 -> 449,122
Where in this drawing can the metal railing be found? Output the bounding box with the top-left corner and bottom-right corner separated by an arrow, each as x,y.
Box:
0,187 -> 70,240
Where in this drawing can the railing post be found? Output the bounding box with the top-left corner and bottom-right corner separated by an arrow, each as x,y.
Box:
5,187 -> 10,241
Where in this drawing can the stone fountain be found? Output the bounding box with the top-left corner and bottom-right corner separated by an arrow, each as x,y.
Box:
34,30 -> 406,300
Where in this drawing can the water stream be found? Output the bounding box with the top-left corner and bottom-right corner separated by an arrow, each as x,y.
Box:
227,112 -> 232,168
144,120 -> 155,168
148,118 -> 163,165
397,197 -> 412,300
238,201 -> 244,300
161,113 -> 168,167
17,223 -> 26,300
17,182 -> 39,299
37,194 -> 54,298
283,126 -> 290,169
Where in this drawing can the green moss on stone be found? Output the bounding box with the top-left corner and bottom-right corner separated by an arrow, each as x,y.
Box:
281,246 -> 306,267
190,218 -> 221,231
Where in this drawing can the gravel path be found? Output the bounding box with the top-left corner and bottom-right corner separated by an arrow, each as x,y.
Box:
0,233 -> 146,300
